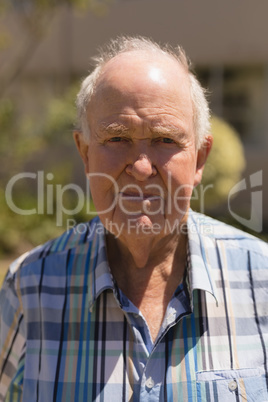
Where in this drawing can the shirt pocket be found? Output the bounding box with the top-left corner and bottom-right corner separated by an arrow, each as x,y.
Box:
196,367 -> 268,402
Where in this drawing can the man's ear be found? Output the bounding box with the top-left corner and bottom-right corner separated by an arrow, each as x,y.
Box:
73,130 -> 90,173
194,135 -> 213,187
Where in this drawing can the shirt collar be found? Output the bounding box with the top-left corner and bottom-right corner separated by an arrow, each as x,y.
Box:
87,218 -> 115,311
87,212 -> 219,310
187,210 -> 218,306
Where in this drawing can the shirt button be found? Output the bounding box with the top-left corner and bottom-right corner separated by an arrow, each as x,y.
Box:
145,376 -> 155,389
228,380 -> 238,391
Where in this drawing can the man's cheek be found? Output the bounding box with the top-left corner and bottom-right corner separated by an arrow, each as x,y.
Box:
87,173 -> 119,214
172,184 -> 193,215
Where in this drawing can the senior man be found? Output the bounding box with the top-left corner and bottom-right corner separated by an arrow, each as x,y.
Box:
1,36 -> 268,402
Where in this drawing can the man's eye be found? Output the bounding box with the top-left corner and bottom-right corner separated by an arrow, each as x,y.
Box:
108,137 -> 122,142
160,137 -> 175,144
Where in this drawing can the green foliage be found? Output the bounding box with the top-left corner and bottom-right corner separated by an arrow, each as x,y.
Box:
0,0 -> 109,258
191,116 -> 246,211
0,188 -> 63,255
0,98 -> 45,177
0,82 -> 94,256
0,30 -> 10,51
42,83 -> 79,143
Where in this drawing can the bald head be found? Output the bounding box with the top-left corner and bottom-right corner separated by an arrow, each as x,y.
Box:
76,36 -> 210,148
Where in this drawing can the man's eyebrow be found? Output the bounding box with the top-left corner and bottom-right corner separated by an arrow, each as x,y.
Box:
150,124 -> 186,137
99,122 -> 131,135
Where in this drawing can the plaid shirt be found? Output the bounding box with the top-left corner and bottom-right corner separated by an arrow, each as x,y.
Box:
0,211 -> 268,401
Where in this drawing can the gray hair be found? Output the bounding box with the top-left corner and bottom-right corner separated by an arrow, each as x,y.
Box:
76,36 -> 210,149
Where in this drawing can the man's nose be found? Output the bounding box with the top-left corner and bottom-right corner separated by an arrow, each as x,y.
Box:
125,153 -> 157,181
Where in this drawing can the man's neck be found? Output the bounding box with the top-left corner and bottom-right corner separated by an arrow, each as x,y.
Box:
106,231 -> 187,342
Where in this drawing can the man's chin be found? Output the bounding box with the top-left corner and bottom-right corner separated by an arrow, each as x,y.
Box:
127,215 -> 163,236
102,214 -> 183,239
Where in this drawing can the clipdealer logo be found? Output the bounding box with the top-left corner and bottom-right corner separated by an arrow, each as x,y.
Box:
5,170 -> 264,233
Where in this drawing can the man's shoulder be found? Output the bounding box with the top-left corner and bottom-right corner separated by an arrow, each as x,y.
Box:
189,210 -> 268,257
8,216 -> 103,276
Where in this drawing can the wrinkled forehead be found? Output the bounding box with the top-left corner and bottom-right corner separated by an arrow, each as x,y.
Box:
85,51 -> 194,140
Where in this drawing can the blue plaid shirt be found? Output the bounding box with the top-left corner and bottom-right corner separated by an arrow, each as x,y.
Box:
0,211 -> 268,401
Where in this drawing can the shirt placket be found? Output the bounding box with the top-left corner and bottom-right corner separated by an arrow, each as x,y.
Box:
119,283 -> 192,401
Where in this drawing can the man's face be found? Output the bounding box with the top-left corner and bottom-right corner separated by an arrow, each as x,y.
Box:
76,52 -> 210,240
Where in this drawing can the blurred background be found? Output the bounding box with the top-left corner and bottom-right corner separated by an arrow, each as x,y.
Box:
0,0 -> 268,277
